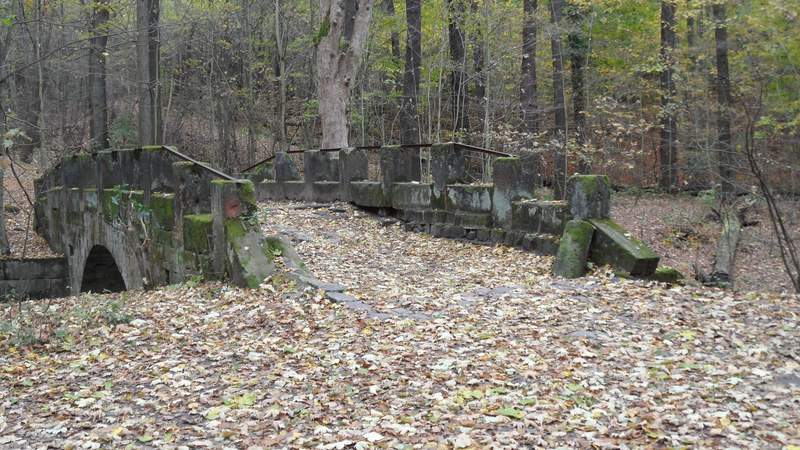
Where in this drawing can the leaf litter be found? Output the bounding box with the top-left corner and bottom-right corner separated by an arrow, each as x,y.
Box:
0,200 -> 798,449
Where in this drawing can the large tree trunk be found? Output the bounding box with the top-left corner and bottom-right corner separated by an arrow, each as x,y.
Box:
316,0 -> 374,149
400,0 -> 421,144
567,1 -> 588,173
447,0 -> 469,134
88,0 -> 110,151
520,0 -> 538,138
384,0 -> 400,60
137,0 -> 161,146
470,0 -> 486,138
549,0 -> 567,197
713,2 -> 734,199
658,0 -> 678,190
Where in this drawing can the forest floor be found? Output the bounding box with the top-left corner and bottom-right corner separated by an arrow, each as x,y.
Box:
1,201 -> 798,449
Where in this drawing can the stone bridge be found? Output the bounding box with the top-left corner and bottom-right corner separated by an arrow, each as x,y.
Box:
248,143 -> 663,279
4,143 -> 664,299
31,146 -> 286,296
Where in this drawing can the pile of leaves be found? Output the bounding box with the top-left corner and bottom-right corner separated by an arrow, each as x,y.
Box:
0,202 -> 798,448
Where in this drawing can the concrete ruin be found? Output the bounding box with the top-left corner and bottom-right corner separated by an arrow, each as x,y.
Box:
1,143 -> 665,300
248,143 -> 662,279
24,146 -> 290,297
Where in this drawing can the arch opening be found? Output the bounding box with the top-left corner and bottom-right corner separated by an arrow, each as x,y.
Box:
81,245 -> 126,293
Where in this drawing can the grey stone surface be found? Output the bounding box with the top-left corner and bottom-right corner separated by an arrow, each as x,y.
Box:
446,184 -> 492,213
566,174 -> 611,220
275,152 -> 301,182
0,258 -> 69,300
304,151 -> 340,183
392,183 -> 433,210
491,157 -> 523,229
587,218 -> 660,276
512,200 -> 569,235
431,143 -> 465,206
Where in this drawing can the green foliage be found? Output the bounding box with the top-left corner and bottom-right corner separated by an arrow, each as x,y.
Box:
109,114 -> 137,148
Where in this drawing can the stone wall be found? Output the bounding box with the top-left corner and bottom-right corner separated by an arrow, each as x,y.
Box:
253,143 -> 661,278
33,147 -> 282,295
0,258 -> 68,300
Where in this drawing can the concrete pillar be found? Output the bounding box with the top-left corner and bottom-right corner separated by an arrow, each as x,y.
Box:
430,143 -> 465,207
491,157 -> 523,229
566,175 -> 611,220
339,148 -> 368,201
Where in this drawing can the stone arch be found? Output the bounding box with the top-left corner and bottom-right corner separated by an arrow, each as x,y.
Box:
80,245 -> 127,293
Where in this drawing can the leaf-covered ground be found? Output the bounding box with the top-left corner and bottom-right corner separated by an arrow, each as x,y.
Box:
1,201 -> 799,449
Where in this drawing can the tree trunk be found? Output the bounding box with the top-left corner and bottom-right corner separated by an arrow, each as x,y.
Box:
137,0 -> 161,146
447,0 -> 469,134
88,0 -> 110,151
400,0 -> 421,144
520,0 -> 538,138
567,1 -> 588,173
316,0 -> 374,149
0,168 -> 9,255
658,0 -> 678,190
549,0 -> 567,197
471,0 -> 486,137
275,0 -> 288,152
713,2 -> 734,200
709,209 -> 741,288
384,0 -> 400,60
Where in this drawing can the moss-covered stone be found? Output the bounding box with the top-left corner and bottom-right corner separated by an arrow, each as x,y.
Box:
588,219 -> 659,276
647,266 -> 685,284
101,189 -> 120,223
553,220 -> 595,278
183,214 -> 213,252
150,192 -> 175,230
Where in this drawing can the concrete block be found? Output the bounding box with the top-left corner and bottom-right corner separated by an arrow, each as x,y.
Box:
512,200 -> 569,235
350,181 -> 391,208
588,219 -> 659,276
275,152 -> 301,182
567,175 -> 611,220
491,157 -> 524,229
553,220 -> 595,278
446,184 -> 492,213
431,143 -> 465,205
392,183 -> 433,210
304,151 -> 340,183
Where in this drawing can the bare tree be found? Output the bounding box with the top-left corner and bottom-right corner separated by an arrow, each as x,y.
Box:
400,0 -> 421,145
549,0 -> 567,197
567,0 -> 589,173
88,0 -> 110,151
447,0 -> 469,134
658,0 -> 678,190
520,0 -> 538,138
315,0 -> 374,148
137,0 -> 161,146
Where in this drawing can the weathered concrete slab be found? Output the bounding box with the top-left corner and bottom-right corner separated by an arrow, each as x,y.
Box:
392,183 -> 433,210
492,157 -> 524,229
431,143 -> 465,206
275,152 -> 301,182
553,220 -> 595,278
512,200 -> 569,235
588,218 -> 659,276
446,184 -> 492,213
350,181 -> 391,208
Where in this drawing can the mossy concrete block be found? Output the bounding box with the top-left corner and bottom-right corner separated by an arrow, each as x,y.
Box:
151,192 -> 175,230
223,219 -> 276,289
431,143 -> 466,205
304,150 -> 340,183
566,175 -> 610,220
553,220 -> 595,278
392,183 -> 433,210
257,181 -> 284,201
588,218 -> 659,276
446,184 -> 492,213
647,266 -> 685,284
183,214 -> 213,252
350,181 -> 391,207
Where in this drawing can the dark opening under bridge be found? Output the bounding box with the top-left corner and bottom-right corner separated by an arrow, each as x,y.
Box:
2,143 -> 664,299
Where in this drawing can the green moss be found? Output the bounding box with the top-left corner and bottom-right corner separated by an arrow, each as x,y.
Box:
648,266 -> 685,284
141,145 -> 162,152
238,180 -> 256,206
587,219 -> 660,276
183,214 -> 213,252
224,218 -> 247,241
553,220 -> 595,278
101,189 -> 120,223
150,193 -> 175,230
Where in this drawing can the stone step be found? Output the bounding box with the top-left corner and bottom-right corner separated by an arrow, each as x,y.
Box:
349,181 -> 391,208
512,199 -> 569,235
587,218 -> 659,276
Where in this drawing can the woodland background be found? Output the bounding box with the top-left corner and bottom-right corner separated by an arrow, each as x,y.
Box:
0,0 -> 797,193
